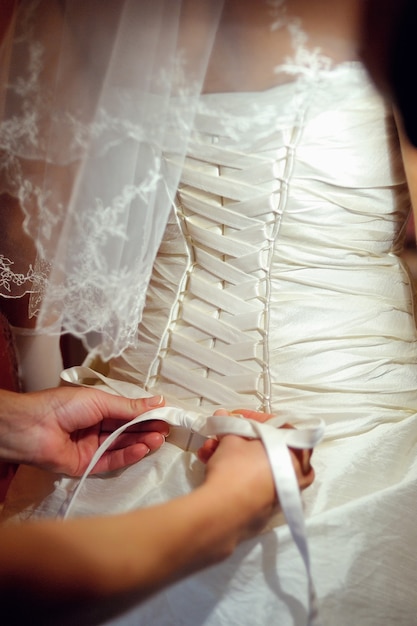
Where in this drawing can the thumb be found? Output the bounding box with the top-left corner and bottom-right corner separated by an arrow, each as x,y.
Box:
94,391 -> 165,421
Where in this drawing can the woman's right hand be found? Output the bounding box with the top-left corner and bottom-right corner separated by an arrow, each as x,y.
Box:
200,434 -> 278,542
198,409 -> 315,495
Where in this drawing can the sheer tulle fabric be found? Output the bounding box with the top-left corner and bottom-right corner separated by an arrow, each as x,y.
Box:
0,0 -> 353,360
0,0 -> 223,358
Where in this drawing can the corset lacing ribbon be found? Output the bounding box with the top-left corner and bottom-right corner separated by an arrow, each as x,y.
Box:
61,365 -> 324,625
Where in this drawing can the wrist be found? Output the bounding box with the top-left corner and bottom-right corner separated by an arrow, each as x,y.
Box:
0,390 -> 41,465
0,390 -> 23,463
209,475 -> 273,528
188,476 -> 274,564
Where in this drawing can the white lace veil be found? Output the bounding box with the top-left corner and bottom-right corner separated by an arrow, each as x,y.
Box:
1,0 -> 385,361
0,0 -> 224,359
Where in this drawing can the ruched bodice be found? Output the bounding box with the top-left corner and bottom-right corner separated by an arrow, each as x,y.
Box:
5,62 -> 417,626
108,64 -> 415,436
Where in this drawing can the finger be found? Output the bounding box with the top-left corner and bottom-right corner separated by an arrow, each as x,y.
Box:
212,408 -> 274,422
91,442 -> 154,474
100,418 -> 170,436
296,459 -> 315,490
197,438 -> 219,463
288,446 -> 315,491
99,431 -> 166,453
231,408 -> 274,423
289,445 -> 314,477
94,393 -> 165,423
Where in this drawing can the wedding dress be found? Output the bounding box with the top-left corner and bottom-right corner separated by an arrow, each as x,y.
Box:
2,2 -> 417,625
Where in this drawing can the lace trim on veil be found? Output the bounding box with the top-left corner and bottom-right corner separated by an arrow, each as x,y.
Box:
0,0 -> 223,358
0,0 -> 360,359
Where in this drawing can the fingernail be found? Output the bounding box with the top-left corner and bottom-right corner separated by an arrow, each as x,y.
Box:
146,395 -> 164,407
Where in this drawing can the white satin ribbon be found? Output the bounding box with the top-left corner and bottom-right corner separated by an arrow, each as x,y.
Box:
61,366 -> 324,624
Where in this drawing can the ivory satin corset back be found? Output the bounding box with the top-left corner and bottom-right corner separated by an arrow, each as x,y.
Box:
108,64 -> 415,425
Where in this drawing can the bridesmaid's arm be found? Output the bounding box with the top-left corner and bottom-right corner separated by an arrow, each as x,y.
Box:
0,435 -> 280,625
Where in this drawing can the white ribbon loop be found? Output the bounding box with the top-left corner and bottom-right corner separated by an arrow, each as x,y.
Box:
60,366 -> 324,624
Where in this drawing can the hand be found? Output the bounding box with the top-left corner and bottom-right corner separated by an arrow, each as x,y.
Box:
0,387 -> 169,475
200,434 -> 278,542
197,408 -> 315,492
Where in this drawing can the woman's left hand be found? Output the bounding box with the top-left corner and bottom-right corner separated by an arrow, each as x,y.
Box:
0,387 -> 169,475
